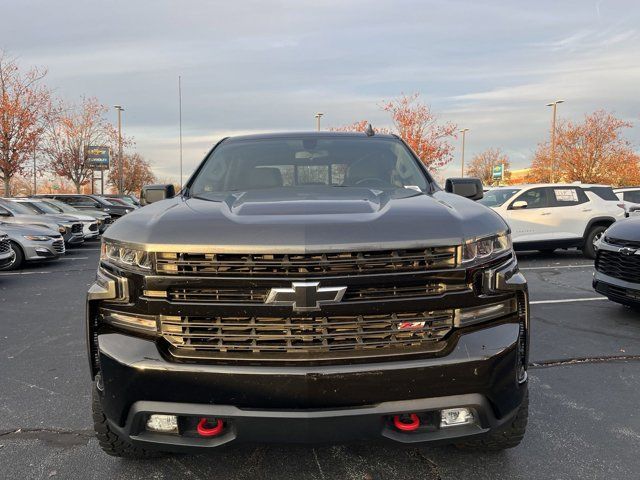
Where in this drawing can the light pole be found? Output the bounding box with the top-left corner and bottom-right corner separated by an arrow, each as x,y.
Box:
460,128 -> 469,177
114,105 -> 125,194
546,100 -> 564,183
178,76 -> 183,188
315,112 -> 324,131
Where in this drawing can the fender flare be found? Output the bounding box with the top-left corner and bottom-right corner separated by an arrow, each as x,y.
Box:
582,216 -> 616,240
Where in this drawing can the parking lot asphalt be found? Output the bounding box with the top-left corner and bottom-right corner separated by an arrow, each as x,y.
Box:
0,246 -> 638,480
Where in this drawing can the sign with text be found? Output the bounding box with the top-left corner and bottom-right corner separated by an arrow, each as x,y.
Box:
492,164 -> 504,179
84,146 -> 110,170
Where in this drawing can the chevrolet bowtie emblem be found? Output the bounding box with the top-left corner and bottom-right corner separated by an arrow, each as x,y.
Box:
619,247 -> 638,256
265,282 -> 347,311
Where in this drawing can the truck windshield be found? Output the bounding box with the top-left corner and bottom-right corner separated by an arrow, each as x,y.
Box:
478,188 -> 521,207
189,136 -> 431,197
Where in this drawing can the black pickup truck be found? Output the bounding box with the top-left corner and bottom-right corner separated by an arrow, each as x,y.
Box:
87,131 -> 530,458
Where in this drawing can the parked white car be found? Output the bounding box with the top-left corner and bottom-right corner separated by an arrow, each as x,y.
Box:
479,184 -> 626,258
614,187 -> 640,215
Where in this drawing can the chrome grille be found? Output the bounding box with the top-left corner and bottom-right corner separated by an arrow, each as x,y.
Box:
52,239 -> 65,254
160,310 -> 454,356
156,247 -> 458,276
166,283 -> 464,304
596,250 -> 640,283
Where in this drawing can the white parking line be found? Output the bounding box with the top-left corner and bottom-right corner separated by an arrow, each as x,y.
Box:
530,297 -> 607,305
0,271 -> 52,276
521,264 -> 594,271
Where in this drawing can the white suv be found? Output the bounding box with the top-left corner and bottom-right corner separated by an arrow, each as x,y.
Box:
479,184 -> 626,258
614,187 -> 640,215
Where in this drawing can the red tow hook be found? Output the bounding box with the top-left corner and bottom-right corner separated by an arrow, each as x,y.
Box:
393,414 -> 420,432
197,418 -> 224,437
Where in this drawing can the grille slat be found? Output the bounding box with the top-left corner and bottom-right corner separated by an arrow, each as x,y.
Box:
596,250 -> 640,283
160,311 -> 454,356
156,247 -> 458,276
166,283 -> 463,304
71,223 -> 83,234
52,239 -> 65,254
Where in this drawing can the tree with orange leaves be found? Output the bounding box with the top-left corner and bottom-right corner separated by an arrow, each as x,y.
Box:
0,52 -> 51,196
107,152 -> 156,195
332,93 -> 457,170
527,110 -> 639,186
43,97 -> 130,193
466,148 -> 511,185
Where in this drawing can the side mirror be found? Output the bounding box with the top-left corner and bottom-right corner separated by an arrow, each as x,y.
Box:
140,184 -> 175,206
444,178 -> 483,201
511,200 -> 528,210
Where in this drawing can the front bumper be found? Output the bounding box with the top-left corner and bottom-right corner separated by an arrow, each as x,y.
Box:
593,271 -> 640,306
65,232 -> 85,246
95,321 -> 526,451
88,254 -> 529,451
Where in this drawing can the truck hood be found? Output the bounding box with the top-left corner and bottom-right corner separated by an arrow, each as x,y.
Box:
105,187 -> 509,253
604,216 -> 640,241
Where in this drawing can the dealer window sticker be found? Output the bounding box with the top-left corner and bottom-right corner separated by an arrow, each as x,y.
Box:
554,189 -> 578,202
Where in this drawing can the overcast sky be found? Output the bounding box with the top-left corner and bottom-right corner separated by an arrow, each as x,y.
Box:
2,0 -> 639,183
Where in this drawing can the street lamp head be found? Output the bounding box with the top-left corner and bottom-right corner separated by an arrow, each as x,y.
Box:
114,105 -> 125,111
460,128 -> 469,133
315,112 -> 324,118
546,100 -> 564,107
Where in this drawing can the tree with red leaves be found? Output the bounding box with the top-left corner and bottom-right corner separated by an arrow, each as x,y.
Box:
0,52 -> 51,196
43,97 -> 131,193
466,148 -> 511,185
332,94 -> 458,171
107,152 -> 156,195
527,110 -> 640,186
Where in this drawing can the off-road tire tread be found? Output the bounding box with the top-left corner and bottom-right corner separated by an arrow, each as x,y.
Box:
456,388 -> 528,451
92,384 -> 163,458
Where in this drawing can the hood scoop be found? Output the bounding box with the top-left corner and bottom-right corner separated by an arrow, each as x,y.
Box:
225,188 -> 388,216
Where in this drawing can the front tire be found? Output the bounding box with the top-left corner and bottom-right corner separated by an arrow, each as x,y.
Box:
456,388 -> 528,451
92,383 -> 163,458
583,225 -> 608,259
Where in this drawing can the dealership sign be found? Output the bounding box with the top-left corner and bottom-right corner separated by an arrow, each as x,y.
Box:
84,146 -> 110,170
492,164 -> 504,179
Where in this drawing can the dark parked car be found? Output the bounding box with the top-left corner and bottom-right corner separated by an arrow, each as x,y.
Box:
35,194 -> 133,218
593,216 -> 640,308
102,194 -> 140,207
88,132 -> 529,458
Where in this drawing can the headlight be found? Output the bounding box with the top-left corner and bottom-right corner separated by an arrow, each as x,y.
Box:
101,240 -> 153,270
462,232 -> 512,266
58,226 -> 66,233
23,235 -> 50,241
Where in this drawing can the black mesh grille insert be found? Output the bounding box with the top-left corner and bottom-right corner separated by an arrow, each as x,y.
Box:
595,250 -> 640,283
